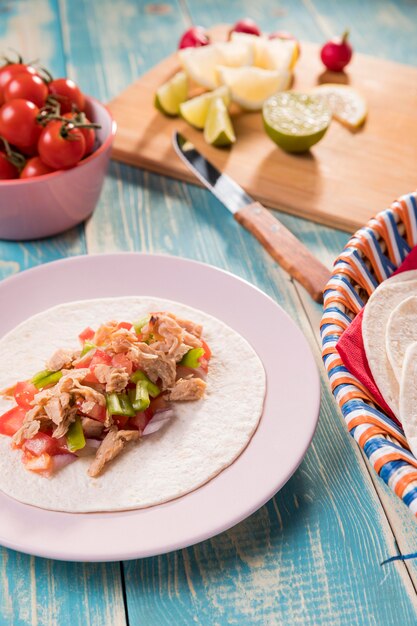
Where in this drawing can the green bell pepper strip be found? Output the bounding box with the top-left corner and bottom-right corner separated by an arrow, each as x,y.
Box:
180,347 -> 205,369
31,369 -> 63,389
67,417 -> 86,452
133,315 -> 150,335
80,341 -> 96,357
131,381 -> 151,412
106,392 -> 136,417
130,370 -> 160,397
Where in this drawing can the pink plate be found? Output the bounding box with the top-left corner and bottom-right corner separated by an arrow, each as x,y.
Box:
0,254 -> 320,561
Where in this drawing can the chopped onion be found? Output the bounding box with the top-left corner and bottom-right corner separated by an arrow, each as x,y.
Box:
51,454 -> 77,472
142,409 -> 175,436
75,438 -> 101,457
176,365 -> 206,381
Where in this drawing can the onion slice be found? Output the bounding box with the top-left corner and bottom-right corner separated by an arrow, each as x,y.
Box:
142,409 -> 175,436
51,453 -> 77,472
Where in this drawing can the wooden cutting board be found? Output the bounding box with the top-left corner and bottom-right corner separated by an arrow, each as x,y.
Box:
108,25 -> 417,233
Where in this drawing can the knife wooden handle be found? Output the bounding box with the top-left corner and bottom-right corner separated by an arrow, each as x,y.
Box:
235,202 -> 330,303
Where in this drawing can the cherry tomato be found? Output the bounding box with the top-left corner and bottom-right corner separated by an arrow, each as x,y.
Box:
20,156 -> 53,179
0,99 -> 41,151
13,381 -> 37,409
0,152 -> 19,179
0,63 -> 37,105
48,78 -> 85,113
63,111 -> 95,156
4,73 -> 48,108
0,405 -> 26,436
38,120 -> 86,170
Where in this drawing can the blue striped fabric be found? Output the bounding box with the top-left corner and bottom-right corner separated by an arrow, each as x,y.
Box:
321,191 -> 417,515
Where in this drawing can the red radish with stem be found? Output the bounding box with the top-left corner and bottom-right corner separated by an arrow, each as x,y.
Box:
178,26 -> 210,49
320,30 -> 353,72
230,18 -> 261,37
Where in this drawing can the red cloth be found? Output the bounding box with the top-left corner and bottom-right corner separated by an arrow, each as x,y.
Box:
336,246 -> 417,423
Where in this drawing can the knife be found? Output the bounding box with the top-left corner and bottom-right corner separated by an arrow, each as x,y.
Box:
173,132 -> 330,303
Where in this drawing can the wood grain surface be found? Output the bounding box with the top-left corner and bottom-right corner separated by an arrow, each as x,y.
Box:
1,1 -> 417,625
108,24 -> 417,233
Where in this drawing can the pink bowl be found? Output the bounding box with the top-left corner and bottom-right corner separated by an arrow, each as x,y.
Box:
0,96 -> 116,240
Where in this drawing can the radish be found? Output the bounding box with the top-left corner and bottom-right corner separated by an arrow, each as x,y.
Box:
230,18 -> 261,37
320,30 -> 353,72
178,26 -> 210,49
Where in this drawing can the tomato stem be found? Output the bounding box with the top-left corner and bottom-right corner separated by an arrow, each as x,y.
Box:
35,65 -> 54,84
1,48 -> 24,65
0,137 -> 26,171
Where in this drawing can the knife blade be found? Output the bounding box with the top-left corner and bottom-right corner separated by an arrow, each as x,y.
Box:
173,131 -> 330,303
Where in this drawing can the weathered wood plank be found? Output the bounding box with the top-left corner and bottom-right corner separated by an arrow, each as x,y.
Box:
60,0 -> 417,623
0,3 -> 125,625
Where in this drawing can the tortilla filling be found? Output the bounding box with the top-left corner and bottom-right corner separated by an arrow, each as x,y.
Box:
0,311 -> 211,478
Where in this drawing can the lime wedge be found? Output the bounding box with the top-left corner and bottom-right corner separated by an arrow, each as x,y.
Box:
312,84 -> 367,129
179,86 -> 230,129
204,97 -> 236,147
154,71 -> 188,116
263,92 -> 331,153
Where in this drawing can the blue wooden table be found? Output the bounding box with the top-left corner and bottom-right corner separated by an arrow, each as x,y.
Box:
1,1 -> 417,624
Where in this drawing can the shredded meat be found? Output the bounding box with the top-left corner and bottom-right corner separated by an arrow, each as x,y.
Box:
94,364 -> 129,393
140,350 -> 177,389
46,348 -> 78,372
13,419 -> 41,445
168,377 -> 206,401
88,427 -> 140,477
167,313 -> 202,338
15,369 -> 107,441
81,417 -> 104,438
53,408 -> 77,438
12,404 -> 46,445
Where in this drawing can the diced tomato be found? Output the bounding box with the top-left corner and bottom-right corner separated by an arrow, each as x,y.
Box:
112,353 -> 133,375
113,415 -> 130,429
22,432 -> 68,456
79,326 -> 95,344
23,451 -> 53,475
14,380 -> 37,410
117,321 -> 133,331
77,400 -> 107,422
83,350 -> 113,383
149,396 -> 168,413
130,411 -> 151,432
201,340 -> 211,362
0,405 -> 26,436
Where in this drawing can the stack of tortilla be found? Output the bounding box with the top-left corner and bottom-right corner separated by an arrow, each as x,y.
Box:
363,270 -> 417,456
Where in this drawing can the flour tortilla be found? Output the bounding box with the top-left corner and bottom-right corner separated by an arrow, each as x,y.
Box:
0,297 -> 266,512
400,342 -> 417,458
386,295 -> 417,382
362,276 -> 417,418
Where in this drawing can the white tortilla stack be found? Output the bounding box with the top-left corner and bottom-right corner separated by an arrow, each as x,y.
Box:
362,270 -> 417,457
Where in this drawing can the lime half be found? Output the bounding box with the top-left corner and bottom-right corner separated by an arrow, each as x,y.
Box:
180,86 -> 230,129
263,92 -> 331,153
204,97 -> 236,147
154,71 -> 188,116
